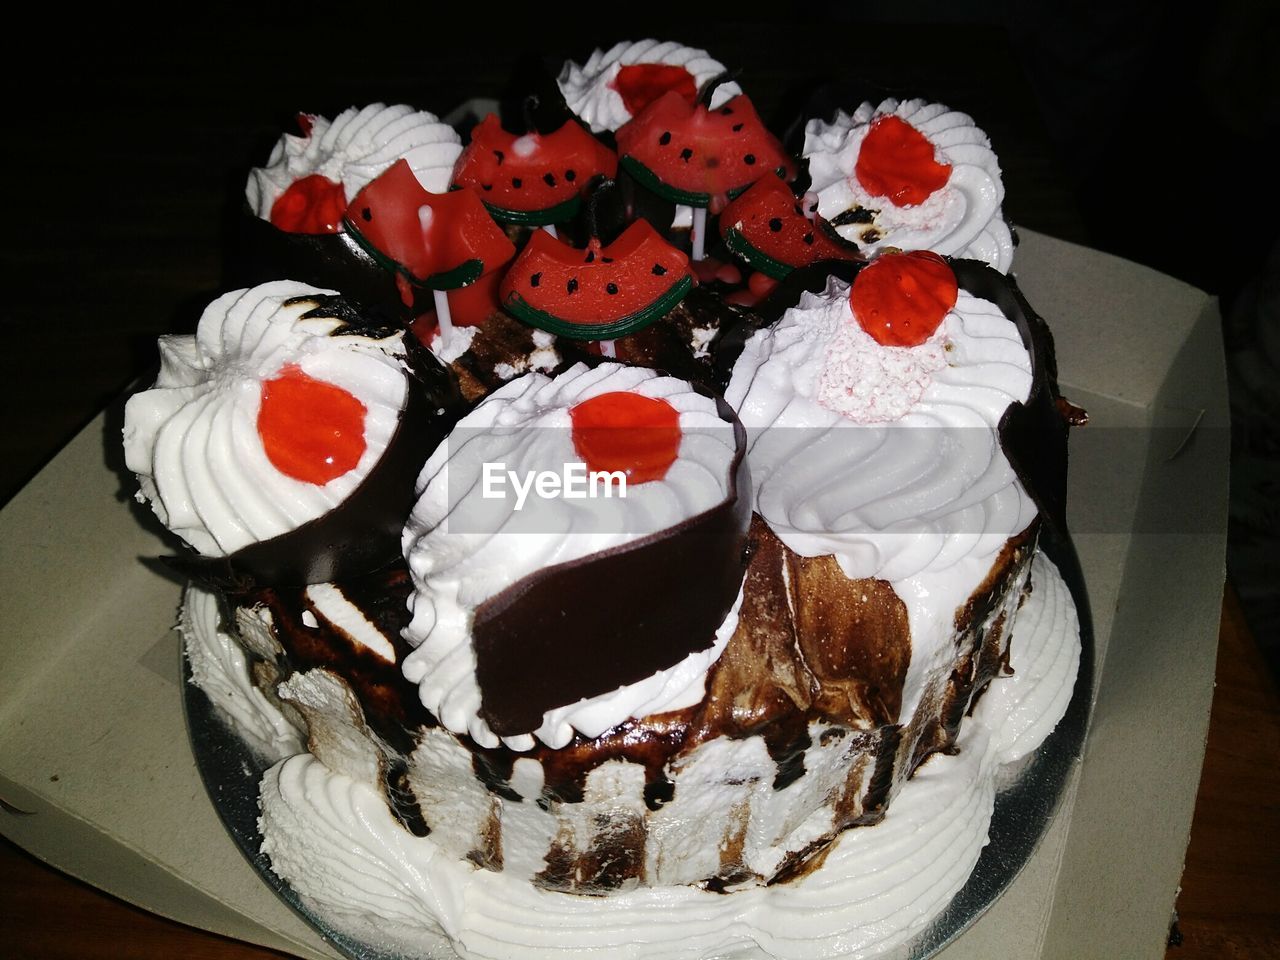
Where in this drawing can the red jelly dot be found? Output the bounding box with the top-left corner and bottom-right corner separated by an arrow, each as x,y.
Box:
715,262 -> 743,286
747,270 -> 779,300
611,63 -> 698,117
850,251 -> 958,347
258,364 -> 368,485
269,173 -> 347,234
569,391 -> 681,485
854,115 -> 952,207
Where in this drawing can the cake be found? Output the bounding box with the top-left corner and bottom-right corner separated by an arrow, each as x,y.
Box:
129,38 -> 1082,960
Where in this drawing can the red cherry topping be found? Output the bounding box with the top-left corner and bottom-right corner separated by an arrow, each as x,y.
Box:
850,251 -> 958,347
269,174 -> 347,234
611,63 -> 698,117
295,112 -> 316,137
569,391 -> 681,485
854,115 -> 952,207
258,364 -> 368,484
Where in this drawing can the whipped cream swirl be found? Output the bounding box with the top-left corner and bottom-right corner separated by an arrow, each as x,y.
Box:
246,104 -> 463,219
182,585 -> 304,760
557,40 -> 742,133
401,362 -> 739,750
725,276 -> 1036,582
803,99 -> 1013,272
123,281 -> 408,557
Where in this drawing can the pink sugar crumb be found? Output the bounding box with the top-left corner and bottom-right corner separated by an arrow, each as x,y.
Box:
817,316 -> 948,423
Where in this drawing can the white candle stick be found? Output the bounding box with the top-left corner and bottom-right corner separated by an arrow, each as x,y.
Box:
432,289 -> 454,340
600,339 -> 617,358
691,206 -> 707,262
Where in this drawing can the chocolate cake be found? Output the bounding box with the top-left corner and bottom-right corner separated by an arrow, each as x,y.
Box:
131,37 -> 1082,960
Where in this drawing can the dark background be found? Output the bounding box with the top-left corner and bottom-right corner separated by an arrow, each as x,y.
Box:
1,6 -> 1274,488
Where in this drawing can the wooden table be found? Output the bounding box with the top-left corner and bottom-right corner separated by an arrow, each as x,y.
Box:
2,19 -> 1276,960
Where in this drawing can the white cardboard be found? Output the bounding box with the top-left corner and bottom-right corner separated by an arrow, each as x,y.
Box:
0,229 -> 1227,959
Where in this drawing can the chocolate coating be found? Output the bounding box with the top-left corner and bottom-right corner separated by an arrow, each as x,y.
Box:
471,395 -> 753,737
958,259 -> 1070,536
230,207 -> 433,321
498,54 -> 576,136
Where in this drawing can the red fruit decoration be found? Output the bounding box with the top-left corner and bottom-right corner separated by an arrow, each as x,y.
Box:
343,159 -> 515,305
850,251 -> 958,348
258,364 -> 368,485
720,176 -> 862,279
570,391 -> 681,484
501,216 -> 693,340
611,63 -> 698,116
266,115 -> 347,234
269,173 -> 348,234
615,81 -> 794,210
452,114 -> 617,225
855,115 -> 952,207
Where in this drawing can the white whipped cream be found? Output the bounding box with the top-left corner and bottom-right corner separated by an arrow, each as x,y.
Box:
256,550 -> 1079,960
557,40 -> 742,133
246,104 -> 462,219
803,99 -> 1013,272
182,585 -> 304,760
401,362 -> 739,750
303,583 -> 397,664
123,281 -> 408,557
725,275 -> 1036,584
429,324 -> 479,365
490,330 -> 562,382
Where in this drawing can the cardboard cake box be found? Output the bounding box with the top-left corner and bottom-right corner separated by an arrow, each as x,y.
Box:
0,229 -> 1228,960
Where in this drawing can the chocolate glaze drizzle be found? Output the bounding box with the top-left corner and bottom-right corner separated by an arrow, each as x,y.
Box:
229,513 -> 1034,890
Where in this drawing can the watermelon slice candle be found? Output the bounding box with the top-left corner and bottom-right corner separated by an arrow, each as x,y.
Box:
344,160 -> 515,341
452,113 -> 617,226
615,80 -> 794,260
720,175 -> 862,279
500,216 -> 693,341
